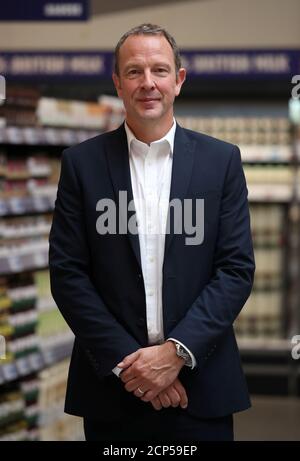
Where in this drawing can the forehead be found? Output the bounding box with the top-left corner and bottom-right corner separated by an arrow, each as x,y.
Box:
118,34 -> 174,66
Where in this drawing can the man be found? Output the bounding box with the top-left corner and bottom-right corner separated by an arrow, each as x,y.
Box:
49,24 -> 255,441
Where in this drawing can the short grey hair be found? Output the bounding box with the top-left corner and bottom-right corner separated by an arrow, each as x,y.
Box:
114,23 -> 182,76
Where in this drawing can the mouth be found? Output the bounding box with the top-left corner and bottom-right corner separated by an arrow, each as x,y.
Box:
137,97 -> 161,102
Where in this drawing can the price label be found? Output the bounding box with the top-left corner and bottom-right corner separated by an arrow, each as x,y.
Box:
32,196 -> 47,212
44,128 -> 58,145
2,362 -> 18,381
8,255 -> 23,273
23,128 -> 38,145
61,129 -> 75,145
0,258 -> 9,274
43,348 -> 55,365
28,352 -> 43,371
9,197 -> 25,214
7,127 -> 23,144
0,199 -> 8,216
23,197 -> 33,213
16,357 -> 30,376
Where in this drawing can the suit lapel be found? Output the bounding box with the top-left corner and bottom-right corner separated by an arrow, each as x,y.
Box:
164,125 -> 196,258
104,124 -> 142,269
104,123 -> 196,269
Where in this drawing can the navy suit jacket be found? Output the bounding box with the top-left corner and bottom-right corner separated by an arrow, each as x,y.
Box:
49,123 -> 255,421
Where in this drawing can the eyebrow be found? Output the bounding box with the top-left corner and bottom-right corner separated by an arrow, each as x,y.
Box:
123,62 -> 172,72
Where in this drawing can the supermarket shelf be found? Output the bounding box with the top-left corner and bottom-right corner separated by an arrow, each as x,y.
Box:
40,337 -> 74,367
243,364 -> 299,376
240,145 -> 292,163
0,127 -> 293,164
0,338 -> 74,385
248,184 -> 293,202
238,338 -> 300,396
0,126 -> 100,146
237,338 -> 292,355
0,250 -> 49,275
0,196 -> 55,217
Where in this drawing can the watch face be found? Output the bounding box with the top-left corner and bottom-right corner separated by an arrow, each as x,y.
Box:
177,344 -> 187,358
176,343 -> 192,366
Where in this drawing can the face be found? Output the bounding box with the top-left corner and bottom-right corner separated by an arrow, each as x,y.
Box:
113,34 -> 186,129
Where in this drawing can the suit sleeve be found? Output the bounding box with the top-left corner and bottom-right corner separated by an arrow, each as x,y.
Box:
49,149 -> 141,379
168,145 -> 255,367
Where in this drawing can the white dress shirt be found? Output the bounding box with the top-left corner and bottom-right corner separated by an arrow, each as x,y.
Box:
113,120 -> 196,376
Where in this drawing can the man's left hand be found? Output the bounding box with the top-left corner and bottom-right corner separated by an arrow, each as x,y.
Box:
117,341 -> 185,402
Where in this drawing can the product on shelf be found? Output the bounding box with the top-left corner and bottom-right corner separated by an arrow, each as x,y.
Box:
0,86 -> 40,127
0,376 -> 40,441
0,89 -> 298,426
98,95 -> 125,131
177,115 -> 294,201
36,97 -> 110,130
234,204 -> 285,339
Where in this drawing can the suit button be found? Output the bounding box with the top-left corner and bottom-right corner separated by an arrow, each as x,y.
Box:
137,273 -> 143,281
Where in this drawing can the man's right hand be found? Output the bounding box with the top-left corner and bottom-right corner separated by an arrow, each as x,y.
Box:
149,378 -> 188,411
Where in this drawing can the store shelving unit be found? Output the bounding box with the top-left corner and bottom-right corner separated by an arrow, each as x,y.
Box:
0,335 -> 73,386
1,82 -> 300,440
0,125 -> 82,440
175,101 -> 300,396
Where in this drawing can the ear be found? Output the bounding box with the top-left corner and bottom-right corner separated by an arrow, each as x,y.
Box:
175,68 -> 186,97
112,72 -> 122,98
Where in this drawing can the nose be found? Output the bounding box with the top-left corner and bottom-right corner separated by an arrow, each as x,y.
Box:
141,70 -> 155,90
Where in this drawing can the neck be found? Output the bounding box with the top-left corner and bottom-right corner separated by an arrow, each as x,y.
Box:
125,117 -> 174,144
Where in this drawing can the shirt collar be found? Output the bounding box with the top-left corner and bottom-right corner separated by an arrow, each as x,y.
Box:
124,118 -> 176,157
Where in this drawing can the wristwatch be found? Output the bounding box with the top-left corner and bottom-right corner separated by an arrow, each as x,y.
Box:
174,342 -> 193,367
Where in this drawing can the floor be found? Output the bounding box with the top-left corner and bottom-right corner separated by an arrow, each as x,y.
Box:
234,395 -> 300,441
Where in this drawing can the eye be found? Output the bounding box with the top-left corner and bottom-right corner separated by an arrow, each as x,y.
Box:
154,68 -> 168,74
126,69 -> 140,77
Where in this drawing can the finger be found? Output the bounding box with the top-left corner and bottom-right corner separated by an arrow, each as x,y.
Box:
117,350 -> 140,369
166,388 -> 181,407
173,380 -> 188,408
151,397 -> 162,411
120,366 -> 138,383
140,388 -> 159,402
159,393 -> 172,408
123,378 -> 143,392
133,386 -> 150,398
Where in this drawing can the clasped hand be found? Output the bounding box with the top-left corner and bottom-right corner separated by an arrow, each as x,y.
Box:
117,342 -> 188,410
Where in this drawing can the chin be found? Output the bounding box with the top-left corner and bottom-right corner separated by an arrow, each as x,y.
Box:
139,110 -> 163,120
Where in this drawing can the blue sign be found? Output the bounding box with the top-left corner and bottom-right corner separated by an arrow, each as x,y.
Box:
0,52 -> 113,78
0,1 -> 89,21
182,50 -> 300,79
0,50 -> 299,79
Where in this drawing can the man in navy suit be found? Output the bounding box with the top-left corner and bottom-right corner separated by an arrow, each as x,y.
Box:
49,23 -> 255,441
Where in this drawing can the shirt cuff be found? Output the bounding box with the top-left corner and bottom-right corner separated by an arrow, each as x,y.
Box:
167,338 -> 197,369
112,366 -> 123,377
